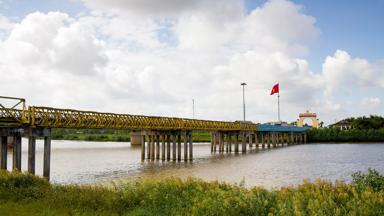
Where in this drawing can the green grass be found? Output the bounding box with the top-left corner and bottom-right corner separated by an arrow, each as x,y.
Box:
0,170 -> 383,215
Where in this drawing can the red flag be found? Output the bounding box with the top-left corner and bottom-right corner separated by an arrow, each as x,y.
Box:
270,83 -> 279,95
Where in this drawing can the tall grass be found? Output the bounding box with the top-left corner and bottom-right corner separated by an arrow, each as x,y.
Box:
0,170 -> 383,215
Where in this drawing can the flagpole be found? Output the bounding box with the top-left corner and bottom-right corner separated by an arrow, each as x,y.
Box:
278,92 -> 280,122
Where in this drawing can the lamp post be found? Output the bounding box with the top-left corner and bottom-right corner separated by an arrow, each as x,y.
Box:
241,83 -> 247,121
192,99 -> 195,119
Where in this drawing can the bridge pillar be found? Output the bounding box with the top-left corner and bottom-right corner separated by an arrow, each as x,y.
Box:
261,133 -> 264,148
255,132 -> 258,148
242,132 -> 246,153
212,132 -> 218,153
151,134 -> 155,161
228,133 -> 232,153
0,133 -> 7,170
130,131 -> 143,146
184,131 -> 188,161
177,133 -> 181,161
280,132 -> 285,147
224,133 -> 228,153
140,133 -> 145,161
43,128 -> 51,180
161,134 -> 166,161
166,134 -> 171,161
210,133 -> 214,152
28,128 -> 37,174
235,133 -> 239,153
299,133 -> 303,144
146,134 -> 151,160
172,132 -> 177,161
248,133 -> 253,148
268,133 -> 272,148
304,133 -> 307,144
218,132 -> 223,153
188,131 -> 193,161
13,132 -> 22,171
220,132 -> 224,153
156,134 -> 160,160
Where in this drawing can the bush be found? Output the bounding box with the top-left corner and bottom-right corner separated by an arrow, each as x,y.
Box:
352,169 -> 384,192
0,170 -> 383,215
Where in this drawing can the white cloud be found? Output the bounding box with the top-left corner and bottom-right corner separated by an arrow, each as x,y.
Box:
361,97 -> 381,108
82,0 -> 203,15
0,0 -> 383,125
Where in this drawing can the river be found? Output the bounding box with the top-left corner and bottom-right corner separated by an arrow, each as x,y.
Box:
8,139 -> 384,188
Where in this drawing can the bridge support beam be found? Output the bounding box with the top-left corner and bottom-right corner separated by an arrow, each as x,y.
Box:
150,135 -> 155,161
13,133 -> 22,171
162,135 -> 166,161
304,133 -> 307,144
172,133 -> 177,161
1,134 -> 7,170
255,132 -> 258,148
261,133 -> 264,148
242,132 -> 246,153
130,131 -> 143,146
188,131 -> 193,161
184,131 -> 188,161
43,128 -> 51,180
28,128 -> 36,174
166,135 -> 171,161
156,135 -> 160,160
234,134 -> 239,153
177,133 -> 181,161
228,133 -> 232,153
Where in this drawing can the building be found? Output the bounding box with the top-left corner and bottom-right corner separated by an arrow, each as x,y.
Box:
329,119 -> 353,130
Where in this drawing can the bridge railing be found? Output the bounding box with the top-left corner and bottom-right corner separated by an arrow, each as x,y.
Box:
0,96 -> 28,125
29,106 -> 256,131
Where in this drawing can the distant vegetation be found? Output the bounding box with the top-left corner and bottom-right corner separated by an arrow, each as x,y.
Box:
0,170 -> 383,215
51,129 -> 211,142
350,115 -> 384,130
307,128 -> 384,142
308,115 -> 384,142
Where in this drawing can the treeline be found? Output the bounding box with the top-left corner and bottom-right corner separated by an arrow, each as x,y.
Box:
350,115 -> 384,130
307,128 -> 384,142
51,128 -> 212,142
0,170 -> 383,215
51,128 -> 131,142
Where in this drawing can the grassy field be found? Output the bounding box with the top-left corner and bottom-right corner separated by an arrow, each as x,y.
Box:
0,170 -> 383,215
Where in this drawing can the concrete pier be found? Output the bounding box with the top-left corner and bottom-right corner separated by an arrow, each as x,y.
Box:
13,134 -> 22,171
1,135 -> 7,169
28,128 -> 36,174
130,131 -> 142,146
43,129 -> 51,180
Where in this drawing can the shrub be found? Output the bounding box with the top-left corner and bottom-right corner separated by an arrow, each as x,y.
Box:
352,169 -> 384,192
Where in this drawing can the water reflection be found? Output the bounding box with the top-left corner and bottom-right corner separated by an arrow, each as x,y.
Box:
9,139 -> 384,188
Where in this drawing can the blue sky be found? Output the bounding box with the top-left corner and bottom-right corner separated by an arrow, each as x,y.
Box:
246,0 -> 384,72
0,0 -> 383,124
3,0 -> 383,73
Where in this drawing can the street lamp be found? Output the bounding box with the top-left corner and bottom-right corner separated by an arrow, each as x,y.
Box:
241,82 -> 247,121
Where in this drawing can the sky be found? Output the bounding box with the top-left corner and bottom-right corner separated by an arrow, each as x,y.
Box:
0,0 -> 383,125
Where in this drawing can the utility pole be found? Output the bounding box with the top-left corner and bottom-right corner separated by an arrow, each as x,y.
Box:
192,99 -> 195,119
241,83 -> 247,121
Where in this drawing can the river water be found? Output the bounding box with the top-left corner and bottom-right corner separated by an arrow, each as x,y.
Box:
8,139 -> 384,188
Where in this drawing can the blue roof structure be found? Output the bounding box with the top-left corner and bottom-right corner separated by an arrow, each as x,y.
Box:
256,124 -> 308,132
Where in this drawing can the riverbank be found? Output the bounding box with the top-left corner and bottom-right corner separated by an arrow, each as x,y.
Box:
51,129 -> 212,142
0,170 -> 383,215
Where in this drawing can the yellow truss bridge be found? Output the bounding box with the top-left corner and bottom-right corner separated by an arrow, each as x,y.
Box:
0,96 -> 256,131
0,96 -> 307,180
